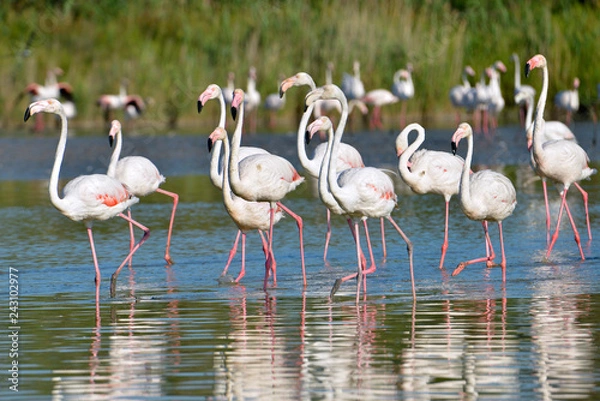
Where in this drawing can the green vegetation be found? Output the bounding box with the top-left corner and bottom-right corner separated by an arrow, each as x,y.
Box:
2,1 -> 599,133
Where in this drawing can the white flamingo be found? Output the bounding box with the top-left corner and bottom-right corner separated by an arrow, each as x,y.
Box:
554,77 -> 580,125
107,120 -> 179,266
391,64 -> 414,127
510,53 -> 536,127
305,85 -> 415,302
525,54 -> 595,260
486,61 -> 507,134
279,72 -> 366,262
24,68 -> 76,130
244,67 -> 261,133
396,123 -> 464,270
24,99 -> 150,302
449,65 -> 476,125
341,60 -> 365,101
451,122 -> 517,281
229,88 -> 306,287
263,74 -> 286,129
97,79 -> 145,125
224,72 -> 235,105
361,88 -> 399,130
313,62 -> 342,118
207,126 -> 283,288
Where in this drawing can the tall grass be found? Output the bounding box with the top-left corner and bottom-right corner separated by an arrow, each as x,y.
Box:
2,1 -> 599,133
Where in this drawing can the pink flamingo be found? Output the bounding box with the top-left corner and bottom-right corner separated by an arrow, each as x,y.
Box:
517,89 -> 592,245
24,99 -> 150,302
263,74 -> 287,130
396,123 -> 464,270
361,88 -> 399,130
97,79 -> 145,126
553,77 -> 579,125
451,122 -> 517,281
341,60 -> 365,101
305,85 -> 415,302
224,72 -> 235,105
279,72 -> 370,262
107,120 -> 179,265
208,126 -> 283,288
486,61 -> 507,134
24,68 -> 76,131
313,62 -> 342,118
525,54 -> 596,260
391,64 -> 414,127
229,88 -> 306,287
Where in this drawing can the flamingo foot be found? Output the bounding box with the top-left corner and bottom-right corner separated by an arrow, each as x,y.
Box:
452,262 -> 467,277
330,278 -> 343,299
486,260 -> 496,268
164,254 -> 174,266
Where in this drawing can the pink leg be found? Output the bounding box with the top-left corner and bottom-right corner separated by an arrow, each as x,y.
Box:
452,221 -> 496,277
258,230 -> 275,289
275,202 -> 306,287
155,188 -> 179,265
222,231 -> 242,277
439,200 -> 450,269
380,217 -> 387,259
329,219 -> 367,298
127,209 -> 135,267
386,216 -> 415,300
235,232 -> 247,283
547,188 -> 584,259
362,219 -> 377,276
354,221 -> 362,304
400,101 -> 407,128
323,208 -> 332,262
498,221 -> 507,282
110,213 -> 151,297
562,195 -> 585,260
542,179 -> 551,246
573,182 -> 592,241
86,225 -> 101,305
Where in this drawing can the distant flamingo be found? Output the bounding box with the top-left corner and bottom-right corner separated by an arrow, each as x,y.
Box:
263,74 -> 286,129
449,65 -> 476,125
208,126 -> 283,288
313,62 -> 342,118
24,99 -> 150,302
305,85 -> 415,302
107,120 -> 179,265
24,68 -> 76,131
525,54 -> 595,260
244,67 -> 261,133
361,88 -> 399,130
341,60 -> 365,101
511,53 -> 536,127
224,72 -> 235,105
451,122 -> 517,281
486,61 -> 507,134
554,77 -> 580,125
396,123 -> 463,269
97,79 -> 145,126
229,88 -> 306,287
391,64 -> 414,127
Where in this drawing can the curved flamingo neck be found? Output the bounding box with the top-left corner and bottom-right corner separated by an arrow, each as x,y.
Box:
228,95 -> 245,194
460,132 -> 474,206
296,103 -> 317,176
462,69 -> 471,88
513,55 -> 521,88
218,133 -> 235,207
49,111 -> 69,210
532,62 -> 549,158
397,124 -> 425,187
327,93 -> 349,202
318,123 -> 339,210
209,88 -> 227,188
107,128 -> 122,178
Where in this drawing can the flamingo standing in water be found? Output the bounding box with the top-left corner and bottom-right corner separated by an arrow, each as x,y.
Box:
361,88 -> 399,130
451,122 -> 517,281
313,62 -> 342,118
224,72 -> 235,105
244,67 -> 261,133
24,99 -> 150,302
341,60 -> 365,101
511,53 -> 536,127
525,54 -> 596,260
305,85 -> 415,302
97,79 -> 145,126
391,64 -> 414,127
24,68 -> 76,131
107,120 -> 179,266
396,123 -> 463,270
449,65 -> 476,125
208,126 -> 282,288
554,77 -> 580,125
229,88 -> 306,287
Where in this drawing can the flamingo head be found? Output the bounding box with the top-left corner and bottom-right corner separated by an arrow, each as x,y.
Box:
451,122 -> 473,155
198,84 -> 222,113
230,88 -> 245,120
573,77 -> 580,89
465,65 -> 476,77
305,84 -> 346,111
279,72 -> 315,98
494,60 -> 507,73
108,120 -> 122,148
305,116 -> 332,145
207,126 -> 228,153
525,54 -> 547,78
24,98 -> 64,121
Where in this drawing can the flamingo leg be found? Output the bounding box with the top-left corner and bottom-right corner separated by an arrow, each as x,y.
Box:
546,188 -> 585,259
86,225 -> 101,306
562,194 -> 585,260
258,230 -> 275,289
438,200 -> 450,270
235,232 -> 247,283
275,201 -> 306,286
400,101 -> 407,128
380,217 -> 387,259
127,209 -> 135,267
452,221 -> 496,277
222,230 -> 242,277
362,219 -> 377,276
386,216 -> 416,300
155,188 -> 179,265
542,179 -> 551,246
498,221 -> 507,282
354,221 -> 362,304
573,182 -> 592,241
323,208 -> 332,262
110,213 -> 151,297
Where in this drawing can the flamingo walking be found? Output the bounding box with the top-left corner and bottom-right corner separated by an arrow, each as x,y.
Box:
451,122 -> 517,281
511,53 -> 536,127
107,120 -> 179,266
396,123 -> 463,270
24,99 -> 150,302
525,54 -> 596,259
554,77 -> 580,125
361,89 -> 399,130
391,64 -> 414,127
305,85 -> 415,302
208,126 -> 283,288
229,88 -> 306,287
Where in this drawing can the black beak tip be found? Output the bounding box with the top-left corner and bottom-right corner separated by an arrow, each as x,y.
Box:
451,141 -> 457,155
207,137 -> 213,152
279,89 -> 284,98
231,106 -> 237,121
304,130 -> 311,145
197,101 -> 203,114
109,135 -> 114,148
24,107 -> 31,122
524,63 -> 531,78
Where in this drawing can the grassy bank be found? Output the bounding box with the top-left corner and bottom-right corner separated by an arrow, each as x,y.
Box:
2,1 -> 599,133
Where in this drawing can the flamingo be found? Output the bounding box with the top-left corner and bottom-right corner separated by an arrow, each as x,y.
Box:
510,53 -> 536,127
279,72 -> 370,262
224,72 -> 235,105
305,85 -> 415,302
263,74 -> 286,129
97,79 -> 145,126
229,88 -> 306,287
24,99 -> 150,302
341,60 -> 365,101
207,126 -> 283,288
361,89 -> 399,130
391,64 -> 414,127
24,68 -> 76,131
244,67 -> 261,133
554,77 -> 580,125
396,123 -> 464,270
486,61 -> 507,134
449,65 -> 476,125
313,62 -> 342,118
450,122 -> 517,281
516,89 -> 592,246
525,54 -> 596,260
107,120 -> 179,266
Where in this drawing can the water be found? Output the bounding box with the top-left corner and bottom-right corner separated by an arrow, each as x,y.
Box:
1,123 -> 600,400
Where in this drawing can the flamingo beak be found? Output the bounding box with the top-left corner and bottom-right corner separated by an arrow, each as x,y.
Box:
109,135 -> 114,148
207,137 -> 213,152
305,130 -> 311,145
197,100 -> 204,114
525,63 -> 532,78
24,106 -> 31,122
451,141 -> 458,155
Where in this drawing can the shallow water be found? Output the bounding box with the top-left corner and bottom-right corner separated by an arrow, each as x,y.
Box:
1,123 -> 600,400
